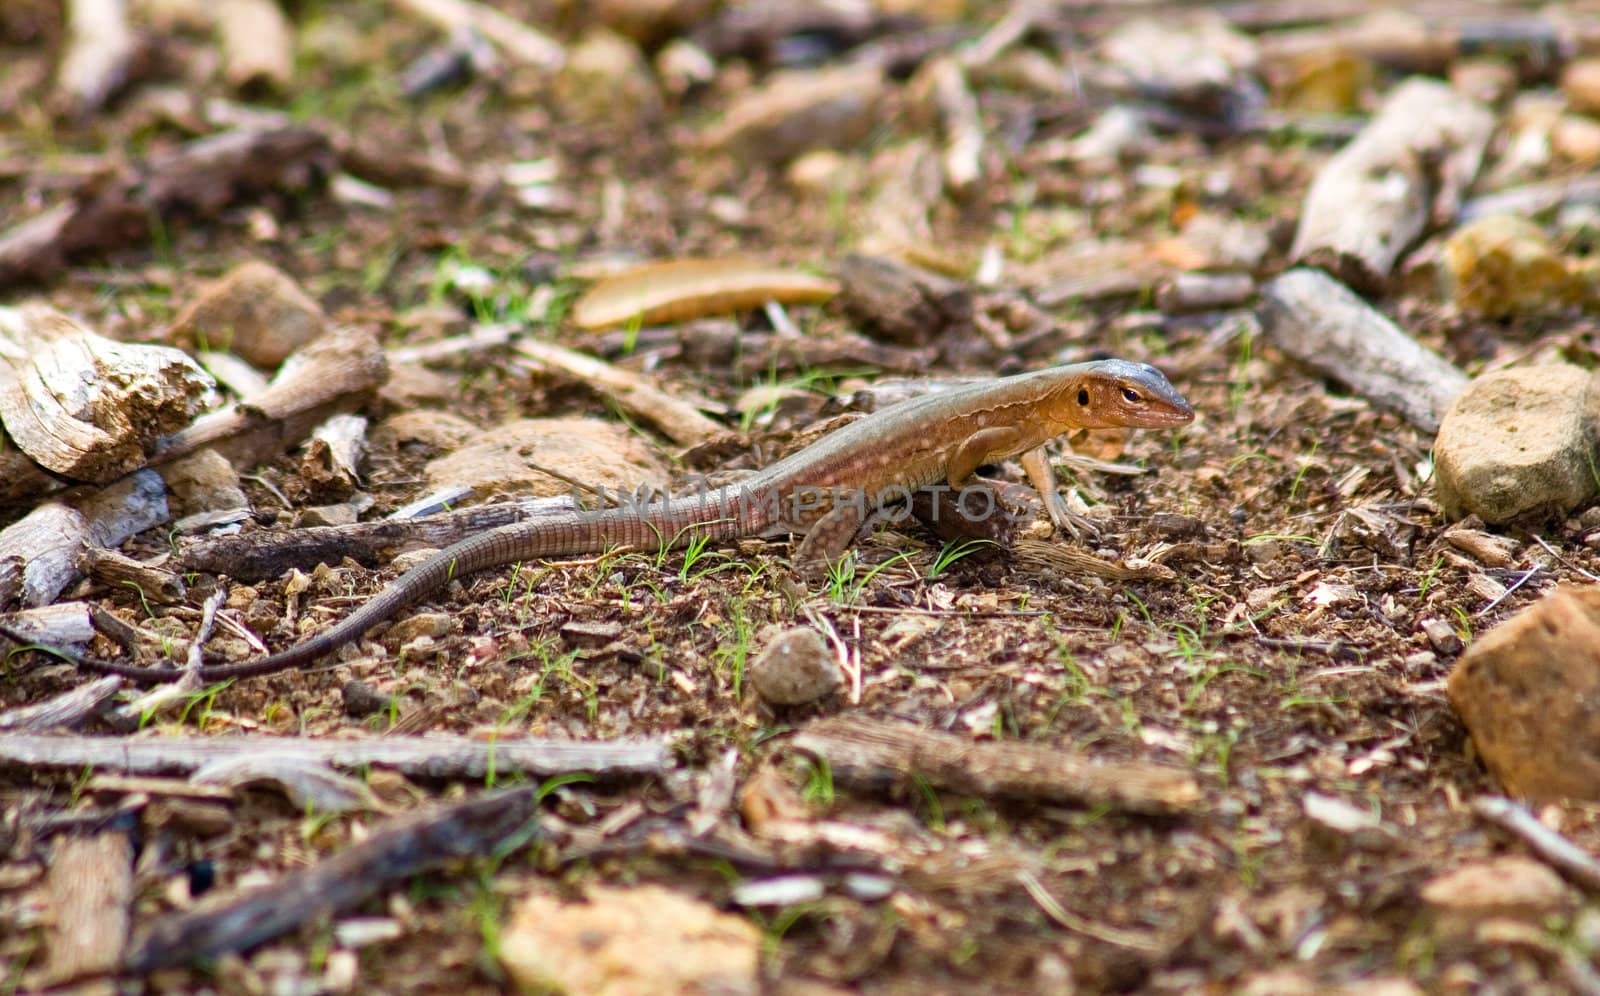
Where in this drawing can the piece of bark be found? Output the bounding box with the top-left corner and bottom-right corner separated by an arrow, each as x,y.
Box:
391,0 -> 565,70
216,0 -> 292,91
1155,272 -> 1256,313
909,483 -> 1023,549
1258,268 -> 1468,432
39,831 -> 133,985
1289,77 -> 1494,292
926,57 -> 984,198
0,304 -> 216,483
0,468 -> 166,607
301,413 -> 367,493
0,731 -> 670,779
55,0 -> 135,117
81,547 -> 185,603
178,495 -> 571,580
514,337 -> 722,447
1,602 -> 96,646
0,676 -> 121,731
1011,539 -> 1178,582
125,785 -> 544,972
150,326 -> 388,472
790,716 -> 1201,815
836,253 -> 973,348
1474,795 -> 1600,894
0,126 -> 335,288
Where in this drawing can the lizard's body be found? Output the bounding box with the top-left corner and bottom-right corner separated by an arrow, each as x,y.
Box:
4,359 -> 1193,684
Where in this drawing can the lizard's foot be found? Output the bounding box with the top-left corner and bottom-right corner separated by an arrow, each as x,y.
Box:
1044,492 -> 1101,541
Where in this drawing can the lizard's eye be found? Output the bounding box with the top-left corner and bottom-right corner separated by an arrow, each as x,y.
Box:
1077,389 -> 1089,406
1121,388 -> 1140,403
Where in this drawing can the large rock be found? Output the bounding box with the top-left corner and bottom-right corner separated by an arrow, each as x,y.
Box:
1433,364 -> 1600,523
169,261 -> 328,369
1448,585 -> 1600,801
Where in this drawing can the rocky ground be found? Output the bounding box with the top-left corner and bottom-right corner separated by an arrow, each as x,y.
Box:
4,0 -> 1600,992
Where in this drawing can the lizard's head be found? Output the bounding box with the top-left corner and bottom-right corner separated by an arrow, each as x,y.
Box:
1050,360 -> 1196,430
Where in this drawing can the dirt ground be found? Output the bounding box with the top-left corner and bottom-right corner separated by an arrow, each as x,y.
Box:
3,0 -> 1600,993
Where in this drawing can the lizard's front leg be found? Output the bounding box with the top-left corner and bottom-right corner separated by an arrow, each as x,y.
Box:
1019,445 -> 1100,540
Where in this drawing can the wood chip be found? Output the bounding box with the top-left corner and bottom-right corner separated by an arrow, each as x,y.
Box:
790,716 -> 1201,815
570,258 -> 838,331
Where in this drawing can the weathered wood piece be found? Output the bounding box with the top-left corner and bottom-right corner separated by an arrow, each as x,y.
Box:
514,338 -> 723,447
217,0 -> 293,91
39,831 -> 134,985
391,0 -> 564,70
836,253 -> 973,348
150,326 -> 388,473
0,731 -> 672,779
179,495 -> 572,580
0,305 -> 216,484
0,127 -> 335,288
790,716 -> 1201,815
0,470 -> 167,606
55,0 -> 135,116
1258,268 -> 1468,432
1474,795 -> 1600,894
1289,77 -> 1493,292
0,676 -> 121,731
125,785 -> 545,972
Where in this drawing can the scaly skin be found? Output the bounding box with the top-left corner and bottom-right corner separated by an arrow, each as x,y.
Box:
0,359 -> 1194,684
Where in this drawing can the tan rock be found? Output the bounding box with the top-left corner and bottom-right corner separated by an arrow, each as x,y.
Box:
499,884 -> 760,996
703,62 -> 887,164
1432,364 -> 1600,524
1421,855 -> 1572,919
1563,57 -> 1600,115
1444,215 -> 1575,317
1449,586 -> 1600,801
1555,113 -> 1600,165
169,261 -> 328,369
424,417 -> 669,499
748,626 -> 840,706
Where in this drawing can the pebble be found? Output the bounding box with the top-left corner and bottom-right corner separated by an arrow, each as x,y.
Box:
1420,855 -> 1571,920
169,261 -> 328,369
1563,57 -> 1600,115
748,626 -> 840,706
1432,364 -> 1600,524
1443,215 -> 1575,317
1448,585 -> 1600,801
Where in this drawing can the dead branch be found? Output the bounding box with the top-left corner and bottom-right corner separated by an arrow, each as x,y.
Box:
514,338 -> 723,447
391,0 -> 564,70
39,831 -> 134,986
789,716 -> 1201,815
0,127 -> 335,288
0,731 -> 672,779
0,470 -> 167,606
216,0 -> 293,91
0,675 -> 121,731
124,785 -> 545,972
55,0 -> 135,117
149,325 -> 388,473
1258,267 -> 1468,432
1289,76 -> 1493,292
178,495 -> 571,580
1473,795 -> 1600,894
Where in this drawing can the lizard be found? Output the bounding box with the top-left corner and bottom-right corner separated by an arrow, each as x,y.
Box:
0,358 -> 1194,684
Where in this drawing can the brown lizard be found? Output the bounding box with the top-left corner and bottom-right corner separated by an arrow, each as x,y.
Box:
0,359 -> 1194,684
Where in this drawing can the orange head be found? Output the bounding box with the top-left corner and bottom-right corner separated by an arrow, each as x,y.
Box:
1046,359 -> 1196,431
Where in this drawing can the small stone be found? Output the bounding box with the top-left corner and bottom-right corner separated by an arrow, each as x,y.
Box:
1555,114 -> 1600,166
1148,512 -> 1208,540
425,417 -> 670,499
1420,618 -> 1463,656
499,885 -> 759,995
1421,855 -> 1571,919
1449,586 -> 1600,801
1450,58 -> 1517,106
560,620 -> 622,648
387,612 -> 453,644
550,29 -> 661,126
170,261 -> 328,369
748,627 -> 840,706
1444,215 -> 1575,317
159,448 -> 248,519
1563,57 -> 1600,115
1303,791 -> 1397,851
1432,365 -> 1600,524
703,62 -> 887,164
